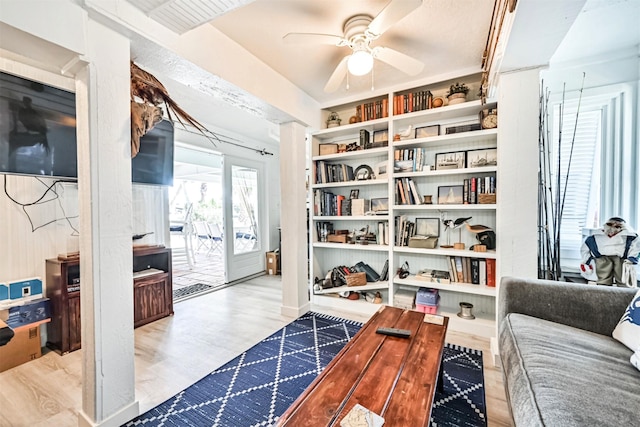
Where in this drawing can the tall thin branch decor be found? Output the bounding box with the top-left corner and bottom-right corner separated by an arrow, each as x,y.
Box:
538,73 -> 586,280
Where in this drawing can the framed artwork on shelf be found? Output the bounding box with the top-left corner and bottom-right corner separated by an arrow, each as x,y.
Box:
374,160 -> 388,179
415,125 -> 440,139
438,185 -> 464,204
372,130 -> 389,148
435,151 -> 466,170
415,218 -> 440,237
466,148 -> 497,168
349,189 -> 360,199
371,197 -> 389,213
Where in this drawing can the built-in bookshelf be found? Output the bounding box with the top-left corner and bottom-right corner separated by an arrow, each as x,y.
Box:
309,73 -> 499,337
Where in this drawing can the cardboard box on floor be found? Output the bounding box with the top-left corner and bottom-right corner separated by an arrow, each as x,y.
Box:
0,319 -> 48,372
266,251 -> 280,275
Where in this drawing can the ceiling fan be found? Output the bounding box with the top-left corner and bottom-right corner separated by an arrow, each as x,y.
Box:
283,0 -> 425,93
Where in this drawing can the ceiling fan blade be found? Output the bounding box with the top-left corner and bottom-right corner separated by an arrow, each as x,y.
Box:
324,56 -> 349,93
373,47 -> 424,76
367,0 -> 423,37
283,32 -> 345,46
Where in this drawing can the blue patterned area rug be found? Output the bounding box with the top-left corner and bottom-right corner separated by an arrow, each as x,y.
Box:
123,312 -> 486,427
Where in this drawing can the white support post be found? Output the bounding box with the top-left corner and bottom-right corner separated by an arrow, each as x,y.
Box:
75,19 -> 139,427
279,121 -> 311,318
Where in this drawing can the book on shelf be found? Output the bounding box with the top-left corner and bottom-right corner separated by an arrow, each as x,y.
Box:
379,259 -> 389,282
471,258 -> 480,284
314,161 -> 354,184
393,90 -> 433,115
395,178 -> 422,205
356,99 -> 388,122
454,257 -> 464,282
486,258 -> 496,287
479,259 -> 487,285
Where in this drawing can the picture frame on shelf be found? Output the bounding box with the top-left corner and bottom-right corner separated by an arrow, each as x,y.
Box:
435,151 -> 466,170
372,129 -> 389,148
374,160 -> 388,179
415,125 -> 440,139
438,185 -> 464,204
370,197 -> 389,214
415,218 -> 440,237
466,148 -> 497,168
349,189 -> 360,199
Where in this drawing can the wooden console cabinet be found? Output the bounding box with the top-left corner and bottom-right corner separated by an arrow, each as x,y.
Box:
45,246 -> 173,354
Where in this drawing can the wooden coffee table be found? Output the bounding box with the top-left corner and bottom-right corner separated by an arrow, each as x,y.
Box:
277,305 -> 448,426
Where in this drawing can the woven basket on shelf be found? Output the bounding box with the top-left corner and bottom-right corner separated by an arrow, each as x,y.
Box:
345,272 -> 367,287
478,193 -> 496,204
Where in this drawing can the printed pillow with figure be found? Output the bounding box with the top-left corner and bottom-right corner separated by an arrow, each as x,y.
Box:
612,289 -> 640,351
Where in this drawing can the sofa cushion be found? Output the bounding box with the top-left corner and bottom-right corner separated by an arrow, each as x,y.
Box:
612,289 -> 640,351
500,313 -> 639,427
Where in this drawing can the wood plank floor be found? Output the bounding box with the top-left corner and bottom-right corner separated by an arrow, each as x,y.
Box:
0,275 -> 512,426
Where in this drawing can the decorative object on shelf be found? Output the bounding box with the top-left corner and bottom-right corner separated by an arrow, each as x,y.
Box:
319,143 -> 339,155
437,185 -> 464,204
457,302 -> 475,319
349,189 -> 359,199
408,236 -> 438,249
359,129 -> 370,148
130,62 -> 218,158
464,221 -> 497,251
467,148 -> 497,167
432,96 -> 444,108
354,164 -> 374,180
415,125 -> 440,139
480,105 -> 498,129
326,111 -> 341,128
435,151 -> 466,170
397,261 -> 410,279
445,123 -> 482,134
395,125 -> 413,141
423,195 -> 433,204
345,141 -> 360,151
473,245 -> 487,252
443,216 -> 471,249
349,115 -> 358,124
446,82 -> 470,105
338,143 -> 347,153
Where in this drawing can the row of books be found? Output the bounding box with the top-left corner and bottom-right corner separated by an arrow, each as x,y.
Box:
313,190 -> 347,216
394,215 -> 417,247
393,90 -> 433,115
394,147 -> 426,173
395,178 -> 423,205
356,99 -> 389,122
314,161 -> 355,184
463,176 -> 496,204
413,257 -> 496,286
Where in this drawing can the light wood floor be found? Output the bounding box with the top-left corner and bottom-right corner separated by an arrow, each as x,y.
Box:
0,275 -> 512,426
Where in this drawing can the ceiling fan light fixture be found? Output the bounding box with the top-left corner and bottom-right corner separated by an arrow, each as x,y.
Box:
347,50 -> 373,76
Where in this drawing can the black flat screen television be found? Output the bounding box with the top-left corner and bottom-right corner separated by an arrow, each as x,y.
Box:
0,71 -> 77,179
0,71 -> 174,186
132,120 -> 174,186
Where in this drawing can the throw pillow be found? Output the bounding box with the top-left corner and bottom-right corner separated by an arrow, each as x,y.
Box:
631,346 -> 640,372
612,289 -> 640,351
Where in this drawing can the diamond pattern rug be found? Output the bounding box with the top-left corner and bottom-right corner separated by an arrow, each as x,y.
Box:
123,311 -> 486,427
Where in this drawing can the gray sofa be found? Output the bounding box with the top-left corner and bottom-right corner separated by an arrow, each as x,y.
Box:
498,277 -> 639,426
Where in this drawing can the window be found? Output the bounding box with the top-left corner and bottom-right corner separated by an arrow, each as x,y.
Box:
546,83 -> 638,272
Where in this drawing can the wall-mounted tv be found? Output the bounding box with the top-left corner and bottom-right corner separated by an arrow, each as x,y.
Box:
0,71 -> 77,179
0,70 -> 174,186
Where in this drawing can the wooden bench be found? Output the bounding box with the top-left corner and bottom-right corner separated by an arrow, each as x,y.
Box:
277,305 -> 448,426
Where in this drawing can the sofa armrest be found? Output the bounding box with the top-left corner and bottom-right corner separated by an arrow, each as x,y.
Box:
498,276 -> 637,336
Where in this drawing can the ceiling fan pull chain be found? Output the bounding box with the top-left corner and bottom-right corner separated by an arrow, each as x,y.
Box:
371,66 -> 375,91
346,71 -> 350,91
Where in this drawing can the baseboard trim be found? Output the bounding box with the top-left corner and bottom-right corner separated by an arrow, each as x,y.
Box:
78,400 -> 139,427
281,302 -> 311,319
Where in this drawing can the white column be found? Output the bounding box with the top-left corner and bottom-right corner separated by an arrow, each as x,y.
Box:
279,122 -> 310,318
75,19 -> 138,427
497,67 -> 543,280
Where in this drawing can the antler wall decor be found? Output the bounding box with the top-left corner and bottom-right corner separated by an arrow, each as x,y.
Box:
130,61 -> 218,157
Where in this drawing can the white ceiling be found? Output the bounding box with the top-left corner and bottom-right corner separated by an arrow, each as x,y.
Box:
125,0 -> 639,148
209,0 -> 495,105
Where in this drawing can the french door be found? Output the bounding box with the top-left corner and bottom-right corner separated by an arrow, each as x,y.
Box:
223,155 -> 265,282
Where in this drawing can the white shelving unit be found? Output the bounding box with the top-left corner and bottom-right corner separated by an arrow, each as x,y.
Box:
308,73 -> 499,338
